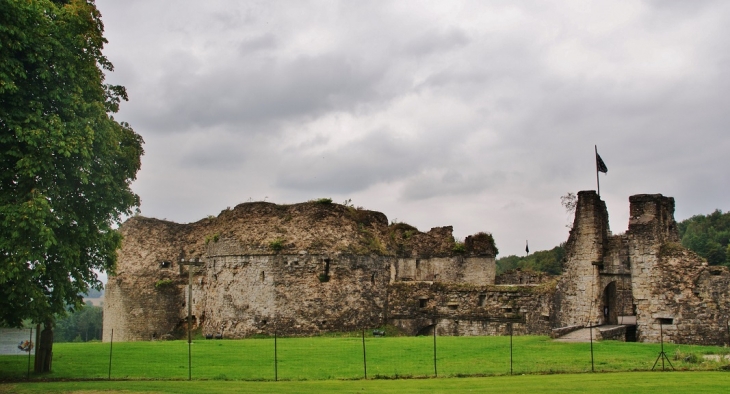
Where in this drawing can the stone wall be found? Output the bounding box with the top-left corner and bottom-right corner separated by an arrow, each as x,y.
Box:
496,269 -> 553,285
387,281 -> 556,336
104,201 -> 497,341
105,195 -> 730,345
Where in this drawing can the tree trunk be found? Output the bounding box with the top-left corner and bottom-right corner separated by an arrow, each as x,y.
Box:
33,322 -> 53,373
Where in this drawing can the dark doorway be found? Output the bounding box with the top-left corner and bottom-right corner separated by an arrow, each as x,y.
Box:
416,324 -> 435,336
602,281 -> 618,325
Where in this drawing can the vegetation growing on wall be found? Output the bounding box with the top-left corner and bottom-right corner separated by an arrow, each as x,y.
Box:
154,279 -> 174,289
269,238 -> 285,252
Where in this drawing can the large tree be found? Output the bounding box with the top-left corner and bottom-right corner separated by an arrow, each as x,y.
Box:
0,0 -> 143,370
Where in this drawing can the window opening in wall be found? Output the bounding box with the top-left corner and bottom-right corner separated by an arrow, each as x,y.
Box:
657,318 -> 674,325
371,273 -> 375,285
415,259 -> 420,269
448,303 -> 458,310
159,261 -> 171,269
261,320 -> 267,325
261,271 -> 265,282
478,294 -> 486,307
419,298 -> 428,308
318,258 -> 331,282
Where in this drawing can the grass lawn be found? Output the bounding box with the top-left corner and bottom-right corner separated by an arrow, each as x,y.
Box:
1,372 -> 730,393
1,335 -> 728,382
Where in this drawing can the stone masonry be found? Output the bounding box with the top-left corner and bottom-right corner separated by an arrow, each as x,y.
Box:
555,191 -> 730,345
105,193 -> 730,345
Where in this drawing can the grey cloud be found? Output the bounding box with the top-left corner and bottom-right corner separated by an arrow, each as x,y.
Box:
404,27 -> 471,57
275,130 -> 422,194
401,169 -> 506,201
138,53 -> 389,134
238,33 -> 278,53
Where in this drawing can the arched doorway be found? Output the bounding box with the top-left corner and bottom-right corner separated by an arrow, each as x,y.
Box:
602,281 -> 618,325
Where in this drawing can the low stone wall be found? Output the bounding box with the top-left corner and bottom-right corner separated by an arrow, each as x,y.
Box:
387,281 -> 556,336
598,326 -> 627,341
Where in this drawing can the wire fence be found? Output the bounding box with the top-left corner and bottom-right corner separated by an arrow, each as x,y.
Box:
1,324 -> 729,382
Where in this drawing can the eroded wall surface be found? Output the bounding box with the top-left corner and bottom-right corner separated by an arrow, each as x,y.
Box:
104,202 -> 498,341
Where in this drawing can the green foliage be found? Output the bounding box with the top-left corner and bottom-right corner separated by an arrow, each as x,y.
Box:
0,0 -> 144,327
204,233 -> 220,245
496,244 -> 566,275
317,273 -> 330,282
312,198 -> 333,204
673,348 -> 700,364
388,222 -> 418,240
678,209 -> 730,267
54,303 -> 102,343
154,279 -> 174,289
269,238 -> 285,252
452,240 -> 466,253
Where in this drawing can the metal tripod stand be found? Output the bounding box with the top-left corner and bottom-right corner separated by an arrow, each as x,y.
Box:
652,322 -> 674,371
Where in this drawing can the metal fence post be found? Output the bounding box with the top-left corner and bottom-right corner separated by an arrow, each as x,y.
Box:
274,330 -> 278,381
108,329 -> 113,380
433,323 -> 437,377
589,322 -> 595,372
362,329 -> 367,379
26,327 -> 33,380
509,323 -> 513,375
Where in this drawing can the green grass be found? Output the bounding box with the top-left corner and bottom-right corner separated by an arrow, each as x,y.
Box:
1,336 -> 728,382
2,372 -> 730,393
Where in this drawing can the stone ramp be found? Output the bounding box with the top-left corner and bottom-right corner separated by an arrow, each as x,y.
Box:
554,327 -> 599,342
554,325 -> 629,342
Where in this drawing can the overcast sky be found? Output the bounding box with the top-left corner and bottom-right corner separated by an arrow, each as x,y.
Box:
96,0 -> 730,258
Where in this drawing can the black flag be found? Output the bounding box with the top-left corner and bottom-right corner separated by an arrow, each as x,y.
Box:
596,151 -> 608,173
525,240 -> 529,254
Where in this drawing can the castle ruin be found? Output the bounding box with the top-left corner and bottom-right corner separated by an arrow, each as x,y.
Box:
104,192 -> 730,345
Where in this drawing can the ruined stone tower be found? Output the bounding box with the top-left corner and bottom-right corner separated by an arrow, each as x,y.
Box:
556,191 -> 730,344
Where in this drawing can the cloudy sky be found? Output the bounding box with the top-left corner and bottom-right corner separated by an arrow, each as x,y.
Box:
96,0 -> 730,257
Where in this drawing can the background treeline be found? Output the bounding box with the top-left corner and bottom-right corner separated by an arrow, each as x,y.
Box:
496,245 -> 565,275
678,209 -> 730,267
496,209 -> 730,275
54,302 -> 103,342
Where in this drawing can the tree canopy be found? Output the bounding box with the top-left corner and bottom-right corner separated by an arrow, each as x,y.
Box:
0,0 -> 143,327
678,209 -> 730,267
496,244 -> 566,275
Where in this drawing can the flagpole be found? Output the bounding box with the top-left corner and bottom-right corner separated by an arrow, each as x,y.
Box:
595,145 -> 600,197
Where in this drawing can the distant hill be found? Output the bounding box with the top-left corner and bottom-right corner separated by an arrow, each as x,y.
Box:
84,288 -> 104,298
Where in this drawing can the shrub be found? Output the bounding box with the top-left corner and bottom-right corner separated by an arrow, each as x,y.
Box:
205,233 -> 220,245
453,240 -> 466,253
312,198 -> 333,204
155,279 -> 174,289
269,238 -> 285,252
